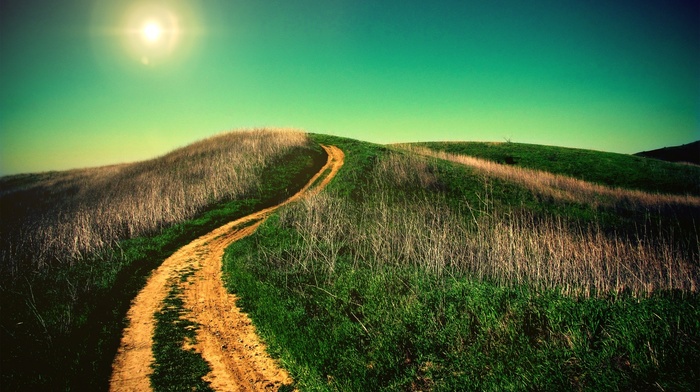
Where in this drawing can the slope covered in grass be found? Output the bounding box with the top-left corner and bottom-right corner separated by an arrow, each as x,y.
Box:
0,129 -> 311,277
410,141 -> 700,196
0,129 -> 327,390
223,134 -> 700,391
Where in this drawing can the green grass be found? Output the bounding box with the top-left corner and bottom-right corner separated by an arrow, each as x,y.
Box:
311,134 -> 390,200
0,143 -> 326,390
151,273 -> 214,392
412,141 -> 700,196
221,134 -> 700,390
225,242 -> 700,390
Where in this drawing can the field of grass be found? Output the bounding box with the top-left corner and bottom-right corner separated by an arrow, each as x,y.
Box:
0,129 -> 327,390
400,145 -> 700,212
410,141 -> 700,196
0,129 -> 310,276
2,131 -> 698,390
222,134 -> 700,390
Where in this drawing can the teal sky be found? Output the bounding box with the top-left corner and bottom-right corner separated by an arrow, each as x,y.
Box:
1,0 -> 698,175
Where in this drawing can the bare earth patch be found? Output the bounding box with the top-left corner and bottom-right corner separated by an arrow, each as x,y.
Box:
110,145 -> 344,391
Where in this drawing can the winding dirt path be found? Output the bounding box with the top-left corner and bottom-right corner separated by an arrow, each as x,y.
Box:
110,145 -> 344,391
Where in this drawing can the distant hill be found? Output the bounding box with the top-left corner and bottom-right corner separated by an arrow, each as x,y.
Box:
409,141 -> 700,196
635,141 -> 700,165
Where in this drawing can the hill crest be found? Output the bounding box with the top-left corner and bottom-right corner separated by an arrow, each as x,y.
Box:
635,140 -> 700,165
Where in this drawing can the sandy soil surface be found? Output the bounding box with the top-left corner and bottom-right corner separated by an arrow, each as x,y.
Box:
110,145 -> 344,391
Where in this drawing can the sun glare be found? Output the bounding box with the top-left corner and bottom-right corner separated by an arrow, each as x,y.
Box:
93,1 -> 201,67
142,22 -> 162,42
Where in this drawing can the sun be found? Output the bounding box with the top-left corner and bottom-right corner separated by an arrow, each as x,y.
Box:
142,22 -> 162,43
96,1 -> 201,67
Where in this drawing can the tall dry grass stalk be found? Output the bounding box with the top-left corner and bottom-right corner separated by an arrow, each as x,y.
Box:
0,129 -> 309,277
275,153 -> 699,297
396,145 -> 700,210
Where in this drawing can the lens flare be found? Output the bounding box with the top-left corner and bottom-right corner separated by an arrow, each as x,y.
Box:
91,0 -> 202,68
142,22 -> 162,43
114,2 -> 182,66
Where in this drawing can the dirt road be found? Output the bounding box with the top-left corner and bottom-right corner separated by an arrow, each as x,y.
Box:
110,145 -> 344,391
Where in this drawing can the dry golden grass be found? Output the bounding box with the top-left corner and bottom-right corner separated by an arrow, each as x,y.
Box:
397,145 -> 700,210
278,152 -> 699,297
0,129 -> 309,277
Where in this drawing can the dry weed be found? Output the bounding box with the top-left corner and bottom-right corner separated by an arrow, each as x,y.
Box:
0,129 -> 308,277
398,145 -> 700,210
276,152 -> 699,297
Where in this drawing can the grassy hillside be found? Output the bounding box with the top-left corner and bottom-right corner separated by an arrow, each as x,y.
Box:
0,129 -> 327,390
3,132 -> 698,390
0,130 -> 311,277
223,134 -> 700,390
410,141 -> 700,196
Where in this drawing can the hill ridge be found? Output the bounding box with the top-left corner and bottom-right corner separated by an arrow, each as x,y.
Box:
635,140 -> 700,165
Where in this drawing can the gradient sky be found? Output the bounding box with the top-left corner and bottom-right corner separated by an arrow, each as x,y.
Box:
1,0 -> 698,175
